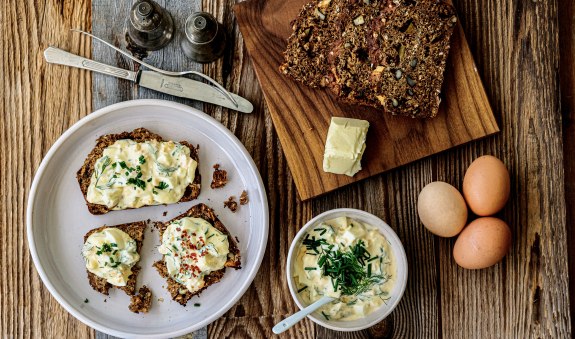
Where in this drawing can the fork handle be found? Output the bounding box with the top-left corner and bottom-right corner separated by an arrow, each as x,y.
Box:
43,47 -> 138,82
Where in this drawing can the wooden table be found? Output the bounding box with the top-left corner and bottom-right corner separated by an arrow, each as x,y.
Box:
2,0 -> 574,337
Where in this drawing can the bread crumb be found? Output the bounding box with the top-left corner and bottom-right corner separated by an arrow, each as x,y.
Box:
163,211 -> 168,217
224,196 -> 238,212
129,285 -> 153,314
211,164 -> 228,189
157,297 -> 164,302
240,190 -> 249,205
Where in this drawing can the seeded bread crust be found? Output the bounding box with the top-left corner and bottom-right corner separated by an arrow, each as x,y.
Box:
153,203 -> 241,306
129,285 -> 153,313
280,0 -> 457,118
77,128 -> 201,215
84,221 -> 147,296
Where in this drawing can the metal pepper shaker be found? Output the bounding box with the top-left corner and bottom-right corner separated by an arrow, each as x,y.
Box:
180,12 -> 227,63
126,0 -> 174,51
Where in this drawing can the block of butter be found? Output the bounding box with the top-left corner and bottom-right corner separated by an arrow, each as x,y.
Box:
323,117 -> 370,177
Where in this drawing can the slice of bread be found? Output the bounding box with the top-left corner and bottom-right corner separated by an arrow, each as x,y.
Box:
84,221 -> 146,296
153,203 -> 241,306
129,285 -> 153,313
280,0 -> 457,118
77,128 -> 201,215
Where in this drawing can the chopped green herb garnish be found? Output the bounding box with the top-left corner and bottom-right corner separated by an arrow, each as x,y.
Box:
316,240 -> 386,295
304,267 -> 317,271
138,155 -> 146,164
96,243 -> 113,255
111,243 -> 117,247
152,189 -> 158,195
84,298 -> 89,303
194,303 -> 201,307
302,234 -> 327,254
119,161 -> 128,169
155,181 -> 169,190
127,177 -> 146,190
297,286 -> 308,293
321,311 -> 330,320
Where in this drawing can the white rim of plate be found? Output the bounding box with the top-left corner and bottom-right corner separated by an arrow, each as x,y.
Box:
286,208 -> 408,332
26,99 -> 269,338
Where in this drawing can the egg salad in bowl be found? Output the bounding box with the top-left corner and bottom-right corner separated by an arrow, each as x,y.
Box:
287,209 -> 408,331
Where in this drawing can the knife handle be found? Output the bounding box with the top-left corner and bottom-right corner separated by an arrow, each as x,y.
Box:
44,47 -> 138,82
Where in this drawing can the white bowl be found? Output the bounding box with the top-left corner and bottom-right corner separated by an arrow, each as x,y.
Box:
286,208 -> 408,332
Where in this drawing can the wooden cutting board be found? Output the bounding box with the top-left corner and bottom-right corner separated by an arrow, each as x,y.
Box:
234,0 -> 499,201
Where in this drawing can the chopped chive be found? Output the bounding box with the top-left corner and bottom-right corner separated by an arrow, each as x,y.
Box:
304,267 -> 317,271
297,286 -> 308,293
321,311 -> 330,320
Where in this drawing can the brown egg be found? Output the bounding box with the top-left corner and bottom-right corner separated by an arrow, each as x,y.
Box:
453,217 -> 512,269
463,155 -> 510,216
417,181 -> 468,237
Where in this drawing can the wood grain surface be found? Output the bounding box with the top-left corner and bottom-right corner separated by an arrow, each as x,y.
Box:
1,0 -> 572,338
234,0 -> 499,201
559,0 -> 575,335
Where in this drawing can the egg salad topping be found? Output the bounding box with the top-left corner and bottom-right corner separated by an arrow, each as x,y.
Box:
158,217 -> 230,293
293,217 -> 396,321
81,228 -> 140,286
86,139 -> 198,210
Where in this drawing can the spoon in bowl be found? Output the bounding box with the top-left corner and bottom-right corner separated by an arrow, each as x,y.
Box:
272,296 -> 336,334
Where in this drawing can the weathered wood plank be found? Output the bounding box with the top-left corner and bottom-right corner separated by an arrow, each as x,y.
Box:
1,0 -> 94,338
438,0 -> 571,337
559,0 -> 575,335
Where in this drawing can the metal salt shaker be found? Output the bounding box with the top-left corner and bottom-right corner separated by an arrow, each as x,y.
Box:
180,12 -> 227,63
126,0 -> 174,51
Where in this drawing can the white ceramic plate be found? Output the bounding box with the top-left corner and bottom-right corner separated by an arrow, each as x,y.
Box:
27,99 -> 269,338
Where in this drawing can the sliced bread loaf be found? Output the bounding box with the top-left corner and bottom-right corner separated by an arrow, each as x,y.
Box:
280,0 -> 457,118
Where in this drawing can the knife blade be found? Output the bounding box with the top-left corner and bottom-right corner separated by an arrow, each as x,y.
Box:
43,46 -> 253,113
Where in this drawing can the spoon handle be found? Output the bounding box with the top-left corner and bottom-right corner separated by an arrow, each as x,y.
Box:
272,296 -> 335,334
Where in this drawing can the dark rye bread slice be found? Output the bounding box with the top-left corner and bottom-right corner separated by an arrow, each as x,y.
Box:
84,221 -> 146,296
153,203 -> 241,306
280,0 -> 457,118
77,128 -> 201,215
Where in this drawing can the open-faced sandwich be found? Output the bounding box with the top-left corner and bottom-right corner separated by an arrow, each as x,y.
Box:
153,203 -> 241,306
81,221 -> 146,296
77,128 -> 201,215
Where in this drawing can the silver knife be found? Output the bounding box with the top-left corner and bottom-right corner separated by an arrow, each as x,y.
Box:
43,46 -> 253,113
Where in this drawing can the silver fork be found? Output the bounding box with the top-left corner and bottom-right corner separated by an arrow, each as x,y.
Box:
71,29 -> 238,107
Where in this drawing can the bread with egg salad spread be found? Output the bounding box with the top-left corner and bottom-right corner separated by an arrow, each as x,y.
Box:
153,203 -> 241,306
77,128 -> 201,215
82,221 -> 146,296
